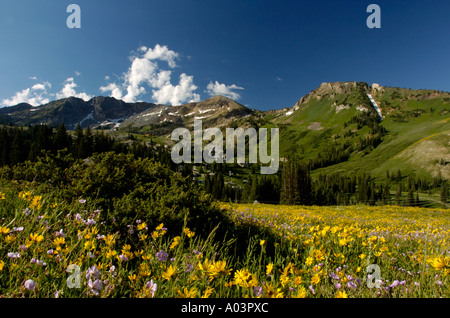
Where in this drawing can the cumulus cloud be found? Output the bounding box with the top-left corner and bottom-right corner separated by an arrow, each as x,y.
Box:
206,81 -> 244,100
56,77 -> 92,101
1,81 -> 51,106
152,73 -> 200,105
99,83 -> 123,100
1,76 -> 94,107
100,44 -> 200,105
140,44 -> 179,68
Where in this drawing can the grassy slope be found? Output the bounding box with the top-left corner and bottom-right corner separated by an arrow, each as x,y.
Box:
271,85 -> 450,181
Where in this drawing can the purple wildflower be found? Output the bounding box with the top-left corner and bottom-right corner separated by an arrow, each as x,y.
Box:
85,265 -> 100,280
329,272 -> 339,280
85,218 -> 96,226
145,279 -> 157,298
254,286 -> 263,297
24,279 -> 36,291
348,282 -> 357,289
7,252 -> 20,259
88,279 -> 103,296
55,229 -> 66,238
389,280 -> 400,288
156,250 -> 168,262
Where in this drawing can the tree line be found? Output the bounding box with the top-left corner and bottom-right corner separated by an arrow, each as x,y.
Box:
0,123 -> 173,168
200,160 -> 448,207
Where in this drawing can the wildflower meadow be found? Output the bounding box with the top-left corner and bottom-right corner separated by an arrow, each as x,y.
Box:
0,185 -> 448,298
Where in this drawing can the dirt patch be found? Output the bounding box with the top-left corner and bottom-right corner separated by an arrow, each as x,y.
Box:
308,122 -> 323,131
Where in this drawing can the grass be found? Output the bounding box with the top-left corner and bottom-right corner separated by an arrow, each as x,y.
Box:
1,186 -> 448,298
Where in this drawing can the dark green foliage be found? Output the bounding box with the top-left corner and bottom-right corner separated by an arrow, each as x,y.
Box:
6,151 -> 231,242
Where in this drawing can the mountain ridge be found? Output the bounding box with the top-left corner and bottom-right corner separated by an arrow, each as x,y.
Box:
1,81 -> 449,180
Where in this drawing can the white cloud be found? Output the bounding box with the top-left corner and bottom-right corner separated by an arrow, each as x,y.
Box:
152,73 -> 200,105
101,44 -> 199,105
2,76 -> 93,107
56,77 -> 92,101
142,44 -> 179,68
1,81 -> 51,106
99,83 -> 123,100
29,76 -> 38,80
206,81 -> 244,100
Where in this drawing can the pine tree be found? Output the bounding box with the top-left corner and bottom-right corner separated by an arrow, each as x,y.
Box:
441,181 -> 448,204
73,123 -> 84,158
10,130 -> 25,165
54,123 -> 71,151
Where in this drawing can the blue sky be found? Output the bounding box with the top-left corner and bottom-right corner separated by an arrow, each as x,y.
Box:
0,0 -> 449,111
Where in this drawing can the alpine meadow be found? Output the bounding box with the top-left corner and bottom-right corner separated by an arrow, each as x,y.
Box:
0,0 -> 449,305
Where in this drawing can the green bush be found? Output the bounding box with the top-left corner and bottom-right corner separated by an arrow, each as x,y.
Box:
5,151 -> 231,241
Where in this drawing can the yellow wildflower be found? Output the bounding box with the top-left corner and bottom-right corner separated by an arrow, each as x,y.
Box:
280,274 -> 290,287
137,222 -> 147,231
0,192 -> 5,200
177,287 -> 197,298
106,249 -> 117,259
103,234 -> 116,246
336,290 -> 348,298
84,240 -> 95,251
162,265 -> 176,280
53,237 -> 66,246
170,236 -> 181,249
292,286 -> 307,298
5,235 -> 15,243
30,195 -> 43,210
266,263 -> 273,276
201,287 -> 214,298
0,260 -> 4,271
233,269 -> 251,287
138,263 -> 151,277
311,273 -> 321,285
0,227 -> 10,235
19,191 -> 32,201
293,276 -> 302,286
30,233 -> 44,243
134,249 -> 144,258
208,260 -> 231,278
183,227 -> 195,238
262,282 -> 284,298
428,255 -> 448,271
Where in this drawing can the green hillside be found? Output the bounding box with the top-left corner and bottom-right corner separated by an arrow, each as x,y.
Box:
266,82 -> 450,181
